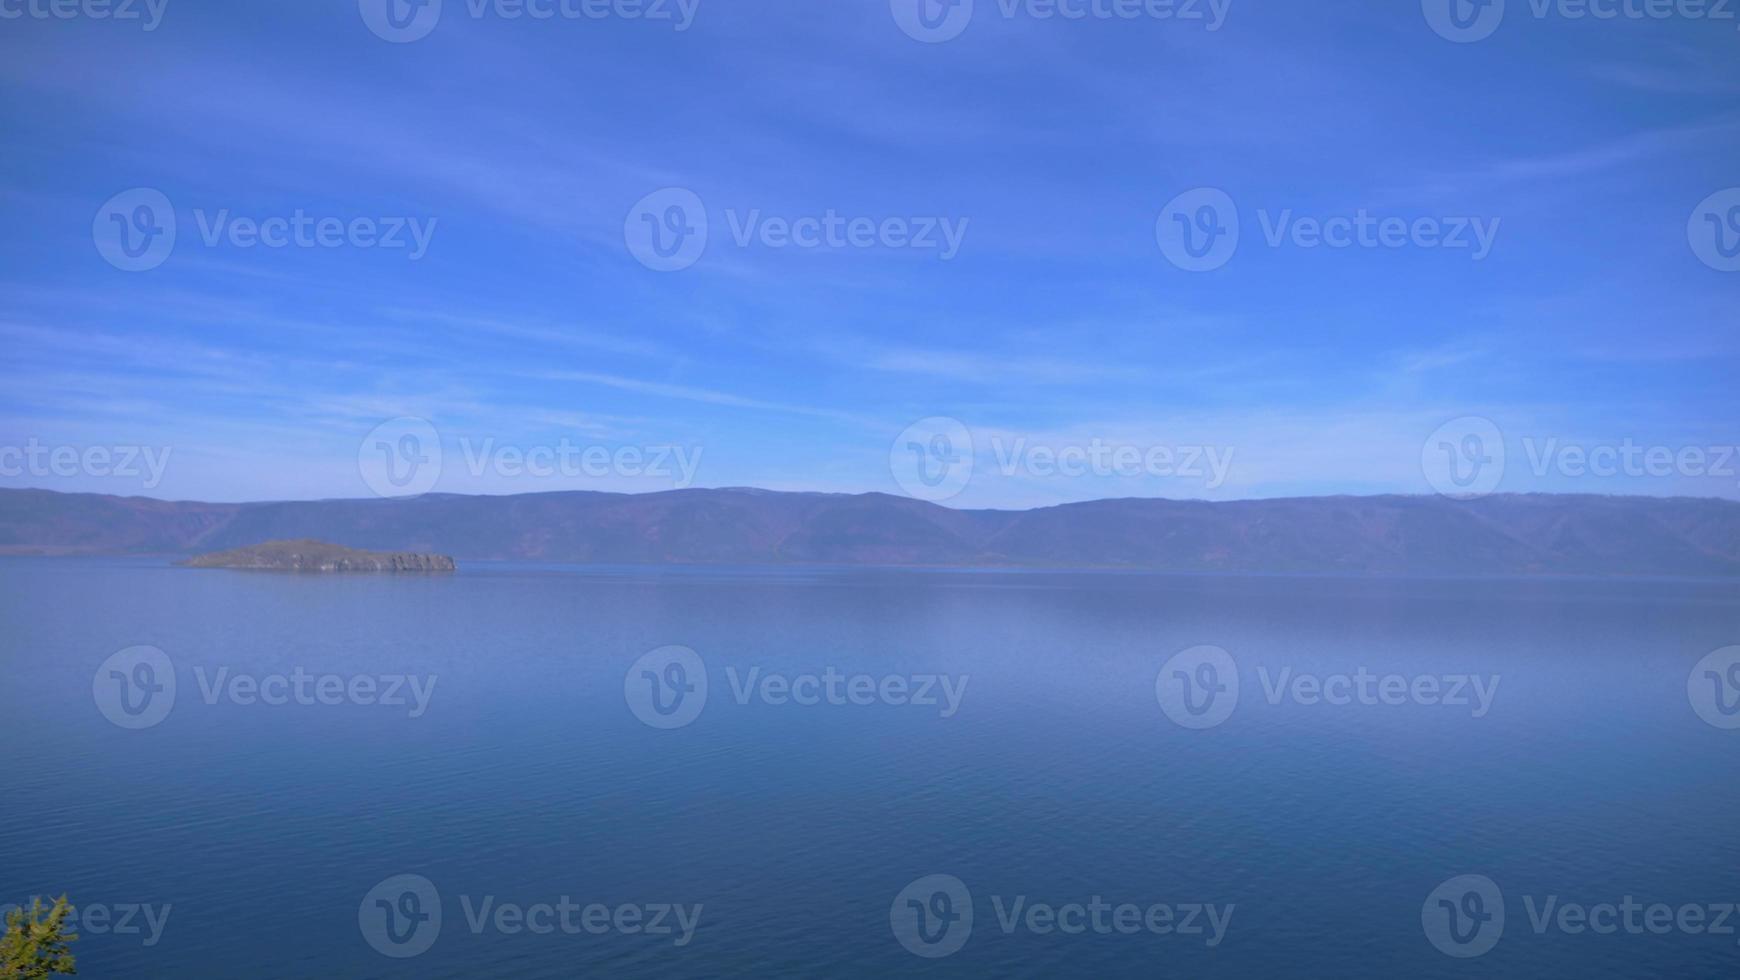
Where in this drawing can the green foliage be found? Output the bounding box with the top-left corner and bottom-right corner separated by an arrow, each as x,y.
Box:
0,896 -> 77,978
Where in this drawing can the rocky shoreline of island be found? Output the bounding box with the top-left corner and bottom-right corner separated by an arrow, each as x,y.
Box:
180,539 -> 456,572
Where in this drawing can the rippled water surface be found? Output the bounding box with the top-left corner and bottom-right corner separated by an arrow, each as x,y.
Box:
2,557 -> 1737,977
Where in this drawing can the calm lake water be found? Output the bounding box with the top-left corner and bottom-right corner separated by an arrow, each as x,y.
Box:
2,557 -> 1737,977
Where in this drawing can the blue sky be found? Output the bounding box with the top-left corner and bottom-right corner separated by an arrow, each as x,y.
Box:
1,0 -> 1736,506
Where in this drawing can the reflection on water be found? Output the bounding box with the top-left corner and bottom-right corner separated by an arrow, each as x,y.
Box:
2,558 -> 1736,978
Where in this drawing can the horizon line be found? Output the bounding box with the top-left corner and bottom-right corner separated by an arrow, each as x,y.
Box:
3,484 -> 1738,512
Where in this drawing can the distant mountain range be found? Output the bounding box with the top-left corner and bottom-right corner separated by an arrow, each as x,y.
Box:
2,487 -> 1737,576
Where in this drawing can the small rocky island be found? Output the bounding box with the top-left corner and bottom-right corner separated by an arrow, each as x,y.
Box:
182,539 -> 456,572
